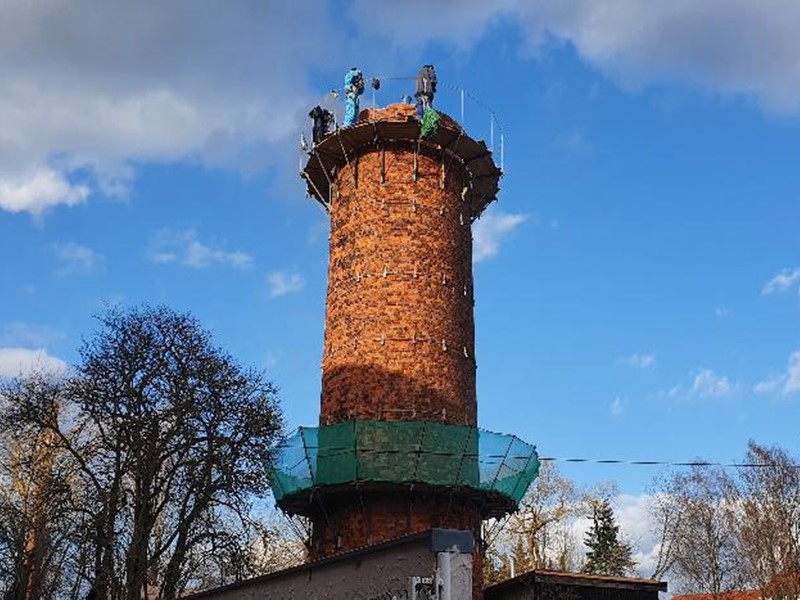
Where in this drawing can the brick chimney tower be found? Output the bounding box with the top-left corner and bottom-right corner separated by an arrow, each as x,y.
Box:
269,101 -> 537,596
305,103 -> 498,553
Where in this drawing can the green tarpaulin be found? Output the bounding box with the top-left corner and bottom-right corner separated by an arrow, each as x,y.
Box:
420,108 -> 440,138
267,420 -> 539,511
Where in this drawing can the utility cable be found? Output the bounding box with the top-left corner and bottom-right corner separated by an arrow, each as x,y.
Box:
538,457 -> 800,469
271,441 -> 800,470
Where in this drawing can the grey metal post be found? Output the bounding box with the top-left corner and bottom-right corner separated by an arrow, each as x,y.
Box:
437,552 -> 451,600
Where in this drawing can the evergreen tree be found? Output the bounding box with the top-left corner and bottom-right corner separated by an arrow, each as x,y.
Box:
583,499 -> 636,576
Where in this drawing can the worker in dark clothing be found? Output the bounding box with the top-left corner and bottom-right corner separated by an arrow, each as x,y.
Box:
309,105 -> 334,145
415,64 -> 437,119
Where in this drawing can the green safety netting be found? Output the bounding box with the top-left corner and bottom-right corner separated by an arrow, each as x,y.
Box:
267,420 -> 539,511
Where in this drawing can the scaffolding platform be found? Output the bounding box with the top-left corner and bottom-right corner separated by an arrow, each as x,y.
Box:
301,103 -> 502,219
267,420 -> 540,520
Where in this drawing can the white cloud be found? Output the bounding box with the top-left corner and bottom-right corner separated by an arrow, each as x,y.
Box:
472,210 -> 528,262
148,229 -> 253,269
656,368 -> 736,401
0,1 -> 338,215
762,268 -> 800,295
352,1 -> 800,113
0,168 -> 89,215
264,351 -> 280,370
754,374 -> 782,396
754,350 -> 800,396
53,242 -> 105,276
0,348 -> 67,378
715,307 -> 732,317
615,494 -> 663,577
690,368 -> 733,399
618,353 -> 656,369
6,2 -> 800,219
786,352 -> 800,394
267,271 -> 305,298
610,397 -> 624,417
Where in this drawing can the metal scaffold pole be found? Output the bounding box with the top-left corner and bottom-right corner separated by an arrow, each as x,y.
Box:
460,88 -> 465,127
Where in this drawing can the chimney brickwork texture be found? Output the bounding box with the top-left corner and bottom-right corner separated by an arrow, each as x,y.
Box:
321,126 -> 477,428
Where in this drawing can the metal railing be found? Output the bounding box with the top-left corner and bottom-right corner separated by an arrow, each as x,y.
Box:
299,74 -> 505,172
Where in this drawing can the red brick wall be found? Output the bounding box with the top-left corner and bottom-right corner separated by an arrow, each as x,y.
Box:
320,112 -> 477,427
311,490 -> 480,555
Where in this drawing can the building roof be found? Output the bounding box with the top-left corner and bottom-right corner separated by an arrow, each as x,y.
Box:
485,569 -> 668,596
672,591 -> 762,600
672,572 -> 800,600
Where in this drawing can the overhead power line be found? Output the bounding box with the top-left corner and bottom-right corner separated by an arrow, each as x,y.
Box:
539,457 -> 800,470
271,442 -> 800,470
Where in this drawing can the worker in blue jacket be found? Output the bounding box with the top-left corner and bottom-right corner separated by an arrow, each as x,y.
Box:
343,68 -> 365,127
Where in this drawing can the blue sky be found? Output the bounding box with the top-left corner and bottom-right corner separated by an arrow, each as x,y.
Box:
2,0 -> 799,516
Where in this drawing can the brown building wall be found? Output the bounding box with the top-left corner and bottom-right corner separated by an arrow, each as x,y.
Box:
320,136 -> 477,427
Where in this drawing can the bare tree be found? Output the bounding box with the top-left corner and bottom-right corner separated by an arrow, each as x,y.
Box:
736,442 -> 800,600
483,462 -> 601,583
245,515 -> 307,575
650,465 -> 750,594
2,305 -> 284,600
647,486 -> 677,581
506,462 -> 583,573
0,372 -> 80,600
652,443 -> 800,597
482,544 -> 512,586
